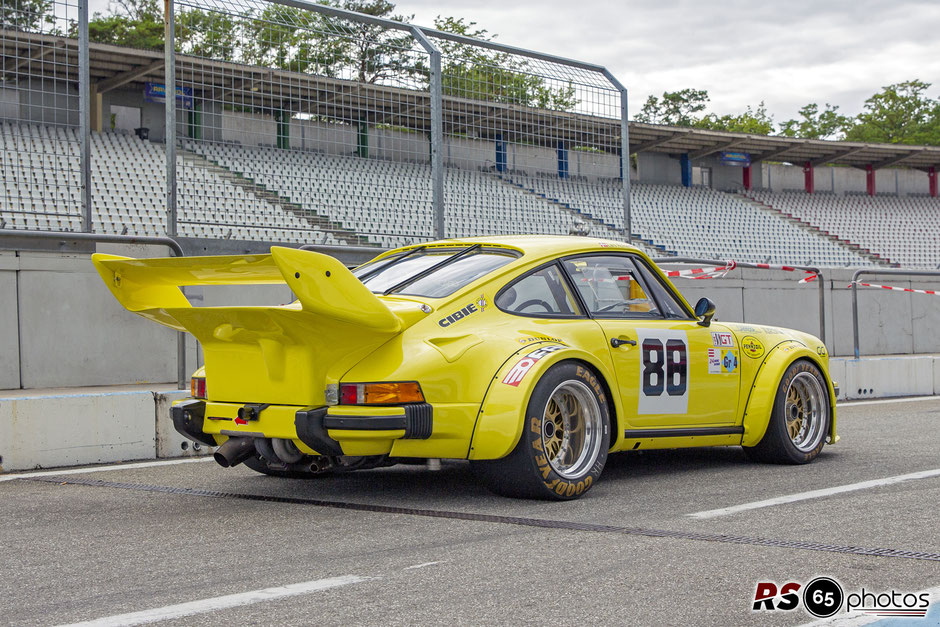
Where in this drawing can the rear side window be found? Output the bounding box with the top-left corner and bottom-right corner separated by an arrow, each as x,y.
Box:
354,248 -> 517,298
496,265 -> 580,317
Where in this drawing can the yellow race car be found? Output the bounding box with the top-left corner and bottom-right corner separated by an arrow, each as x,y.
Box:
93,236 -> 837,500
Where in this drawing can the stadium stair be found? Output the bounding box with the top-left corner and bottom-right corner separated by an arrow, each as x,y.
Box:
181,149 -> 376,248
737,193 -> 894,267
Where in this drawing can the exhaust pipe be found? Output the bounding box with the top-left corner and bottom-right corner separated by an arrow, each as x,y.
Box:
214,437 -> 256,468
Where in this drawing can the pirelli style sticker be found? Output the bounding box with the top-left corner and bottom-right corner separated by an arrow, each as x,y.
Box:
502,345 -> 564,387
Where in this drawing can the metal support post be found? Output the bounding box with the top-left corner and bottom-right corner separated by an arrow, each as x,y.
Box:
165,0 -> 177,237
412,28 -> 444,240
78,0 -> 92,232
603,70 -> 630,243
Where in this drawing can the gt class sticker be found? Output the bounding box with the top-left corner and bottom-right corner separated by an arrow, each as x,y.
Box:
711,332 -> 734,348
637,329 -> 689,415
502,344 -> 564,387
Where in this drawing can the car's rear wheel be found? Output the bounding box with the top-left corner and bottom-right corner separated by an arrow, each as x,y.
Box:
473,362 -> 610,500
744,359 -> 830,464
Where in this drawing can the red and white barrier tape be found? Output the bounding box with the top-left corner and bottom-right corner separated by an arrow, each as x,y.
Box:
663,261 -> 737,280
850,281 -> 938,296
753,263 -> 818,283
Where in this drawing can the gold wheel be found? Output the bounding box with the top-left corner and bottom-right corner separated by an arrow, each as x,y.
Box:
784,371 -> 826,453
541,380 -> 602,479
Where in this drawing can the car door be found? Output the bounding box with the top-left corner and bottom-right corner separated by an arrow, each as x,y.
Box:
561,254 -> 740,429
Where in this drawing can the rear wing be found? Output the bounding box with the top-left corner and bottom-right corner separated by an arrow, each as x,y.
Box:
92,246 -> 402,333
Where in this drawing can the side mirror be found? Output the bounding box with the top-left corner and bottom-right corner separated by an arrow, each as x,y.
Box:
694,297 -> 716,327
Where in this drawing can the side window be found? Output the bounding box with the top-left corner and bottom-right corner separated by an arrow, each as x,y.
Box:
633,259 -> 691,319
562,256 -> 661,318
496,265 -> 580,317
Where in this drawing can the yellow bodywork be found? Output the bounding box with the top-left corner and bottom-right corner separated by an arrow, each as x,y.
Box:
93,235 -> 836,460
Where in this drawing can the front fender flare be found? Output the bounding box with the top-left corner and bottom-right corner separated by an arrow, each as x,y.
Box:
467,343 -> 618,460
741,342 -> 838,448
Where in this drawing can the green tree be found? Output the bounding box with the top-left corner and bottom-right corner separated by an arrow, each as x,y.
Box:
634,89 -> 709,126
1,0 -> 54,32
695,102 -> 774,135
432,16 -> 578,110
87,0 -> 163,50
176,9 -> 239,62
778,103 -> 850,139
844,79 -> 940,145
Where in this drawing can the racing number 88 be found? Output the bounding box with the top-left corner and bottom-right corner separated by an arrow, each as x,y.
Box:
642,339 -> 687,397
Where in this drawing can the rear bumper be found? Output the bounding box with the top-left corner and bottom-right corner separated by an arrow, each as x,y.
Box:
170,399 -> 433,456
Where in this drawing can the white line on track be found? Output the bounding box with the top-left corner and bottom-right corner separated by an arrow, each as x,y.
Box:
54,575 -> 368,627
836,395 -> 939,408
0,456 -> 215,483
799,584 -> 940,626
403,561 -> 441,570
688,468 -> 940,519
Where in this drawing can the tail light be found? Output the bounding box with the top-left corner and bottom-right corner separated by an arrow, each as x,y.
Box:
339,382 -> 424,405
191,376 -> 207,399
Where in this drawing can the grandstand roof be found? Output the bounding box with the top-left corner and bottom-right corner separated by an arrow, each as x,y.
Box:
4,30 -> 940,170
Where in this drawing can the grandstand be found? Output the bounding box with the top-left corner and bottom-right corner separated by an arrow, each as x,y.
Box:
745,190 -> 940,269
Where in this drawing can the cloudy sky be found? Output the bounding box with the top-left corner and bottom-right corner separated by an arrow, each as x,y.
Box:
396,0 -> 940,122
88,0 -> 940,122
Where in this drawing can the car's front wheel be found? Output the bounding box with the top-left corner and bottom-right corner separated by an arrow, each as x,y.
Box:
744,359 -> 830,464
473,361 -> 610,500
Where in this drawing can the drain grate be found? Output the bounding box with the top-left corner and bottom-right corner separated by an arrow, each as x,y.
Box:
28,476 -> 940,562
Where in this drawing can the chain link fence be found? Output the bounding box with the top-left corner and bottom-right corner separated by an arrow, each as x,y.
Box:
1,0 -> 630,246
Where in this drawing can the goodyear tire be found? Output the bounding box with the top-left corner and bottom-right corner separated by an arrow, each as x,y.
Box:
744,359 -> 830,464
472,362 -> 610,500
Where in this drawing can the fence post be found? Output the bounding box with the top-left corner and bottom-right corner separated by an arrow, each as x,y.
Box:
603,69 -> 630,243
78,0 -> 92,232
164,0 -> 177,237
412,28 -> 443,240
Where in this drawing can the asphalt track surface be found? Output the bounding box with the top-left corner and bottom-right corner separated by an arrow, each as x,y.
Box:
2,397 -> 939,626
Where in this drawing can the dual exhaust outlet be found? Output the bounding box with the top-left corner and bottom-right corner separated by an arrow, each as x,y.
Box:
213,436 -> 306,468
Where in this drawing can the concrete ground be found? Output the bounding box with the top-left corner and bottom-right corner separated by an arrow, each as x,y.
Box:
1,397 -> 938,626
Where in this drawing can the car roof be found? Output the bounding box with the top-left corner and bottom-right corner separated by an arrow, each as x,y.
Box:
389,235 -> 646,264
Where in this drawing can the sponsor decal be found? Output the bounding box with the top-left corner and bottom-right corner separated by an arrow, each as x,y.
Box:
502,345 -> 565,386
438,303 -> 478,327
741,335 -> 765,359
760,326 -> 783,335
711,331 -> 734,347
637,329 -> 689,415
816,344 -> 827,357
737,324 -> 758,333
722,350 -> 738,373
752,577 -> 929,619
476,294 -> 488,312
707,348 -> 722,374
517,335 -> 566,346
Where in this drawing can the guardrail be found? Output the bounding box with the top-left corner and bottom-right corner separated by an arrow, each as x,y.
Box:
653,257 -> 826,345
851,268 -> 940,359
0,230 -> 188,389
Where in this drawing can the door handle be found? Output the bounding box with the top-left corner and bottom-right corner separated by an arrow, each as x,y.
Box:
611,337 -> 637,348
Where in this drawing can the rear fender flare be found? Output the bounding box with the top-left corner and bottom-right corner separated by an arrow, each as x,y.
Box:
468,343 -> 619,460
741,342 -> 838,447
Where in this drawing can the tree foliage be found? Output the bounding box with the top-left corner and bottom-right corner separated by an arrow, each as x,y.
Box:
695,102 -> 774,135
843,80 -> 940,145
778,103 -> 850,140
1,0 -> 54,32
634,89 -> 709,126
87,0 -> 163,50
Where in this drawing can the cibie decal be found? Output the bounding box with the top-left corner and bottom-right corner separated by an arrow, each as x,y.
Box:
438,303 -> 478,327
637,329 -> 689,415
502,345 -> 564,387
707,348 -> 721,374
712,331 -> 734,347
722,350 -> 738,373
741,335 -> 765,359
476,294 -> 488,312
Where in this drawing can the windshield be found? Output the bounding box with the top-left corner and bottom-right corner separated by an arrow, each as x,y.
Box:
353,248 -> 518,298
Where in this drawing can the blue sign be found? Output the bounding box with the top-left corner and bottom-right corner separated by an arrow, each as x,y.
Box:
144,83 -> 193,110
720,151 -> 751,167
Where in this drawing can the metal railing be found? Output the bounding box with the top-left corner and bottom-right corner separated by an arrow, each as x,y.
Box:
654,257 -> 826,345
851,269 -> 940,358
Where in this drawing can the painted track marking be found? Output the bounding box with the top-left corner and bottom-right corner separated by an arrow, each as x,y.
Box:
688,468 -> 940,519
54,575 -> 367,627
836,395 -> 939,408
0,457 -> 215,483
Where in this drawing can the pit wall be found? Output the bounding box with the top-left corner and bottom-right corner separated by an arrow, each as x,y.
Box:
1,250 -> 938,392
